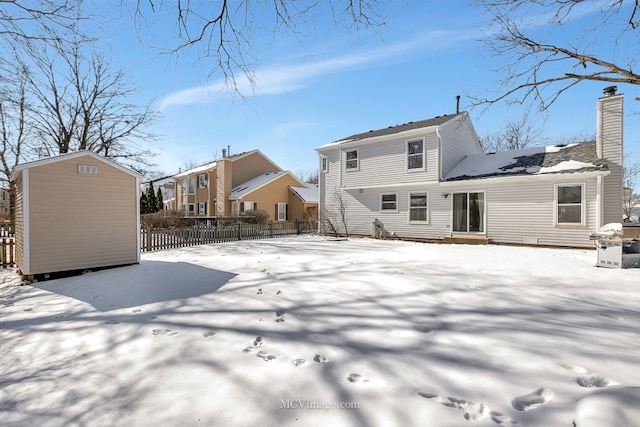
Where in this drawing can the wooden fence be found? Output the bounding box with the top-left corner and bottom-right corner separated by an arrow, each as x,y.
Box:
141,220 -> 317,252
1,238 -> 15,268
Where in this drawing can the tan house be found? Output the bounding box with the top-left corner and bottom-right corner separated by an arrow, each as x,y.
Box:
173,149 -> 317,222
11,151 -> 141,278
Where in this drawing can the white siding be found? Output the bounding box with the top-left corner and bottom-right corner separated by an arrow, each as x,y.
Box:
454,177 -> 598,248
338,130 -> 440,189
439,113 -> 483,178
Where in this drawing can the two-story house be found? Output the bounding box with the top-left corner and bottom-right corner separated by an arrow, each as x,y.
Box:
174,149 -> 317,222
317,88 -> 623,248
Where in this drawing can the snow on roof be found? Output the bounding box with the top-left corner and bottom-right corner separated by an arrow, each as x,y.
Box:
228,171 -> 288,199
445,141 -> 607,181
174,161 -> 217,178
289,184 -> 318,203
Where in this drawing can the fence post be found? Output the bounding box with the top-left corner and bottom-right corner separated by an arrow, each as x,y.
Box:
296,219 -> 301,235
145,225 -> 152,252
269,221 -> 273,238
237,222 -> 241,241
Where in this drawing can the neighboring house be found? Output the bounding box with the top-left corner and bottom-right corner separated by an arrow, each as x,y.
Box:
289,183 -> 319,221
173,149 -> 316,222
317,88 -> 624,248
10,151 -> 141,278
140,176 -> 176,211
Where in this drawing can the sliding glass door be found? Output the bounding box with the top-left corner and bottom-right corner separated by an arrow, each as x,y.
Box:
452,192 -> 485,233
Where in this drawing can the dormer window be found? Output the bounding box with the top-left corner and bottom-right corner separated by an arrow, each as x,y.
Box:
407,139 -> 424,171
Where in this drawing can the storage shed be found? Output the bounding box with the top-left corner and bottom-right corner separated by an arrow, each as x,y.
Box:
11,151 -> 141,278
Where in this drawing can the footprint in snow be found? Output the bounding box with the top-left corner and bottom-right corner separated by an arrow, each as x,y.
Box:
132,309 -> 142,313
418,392 -> 488,421
576,375 -> 614,388
347,373 -> 369,383
490,411 -> 520,425
105,320 -> 120,325
313,354 -> 329,363
511,388 -> 554,411
291,359 -> 307,367
148,316 -> 157,321
257,288 -> 263,295
254,336 -> 263,346
203,331 -> 217,338
152,328 -> 177,336
23,308 -> 33,312
257,350 -> 276,361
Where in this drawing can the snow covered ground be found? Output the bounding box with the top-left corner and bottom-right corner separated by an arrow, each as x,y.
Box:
1,235 -> 639,427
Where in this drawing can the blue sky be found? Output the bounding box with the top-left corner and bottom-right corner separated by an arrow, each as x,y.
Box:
94,1 -> 639,177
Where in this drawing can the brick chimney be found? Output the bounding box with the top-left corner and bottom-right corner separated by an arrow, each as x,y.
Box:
596,86 -> 624,224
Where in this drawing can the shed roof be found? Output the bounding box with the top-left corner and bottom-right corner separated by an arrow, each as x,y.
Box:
10,151 -> 142,182
289,184 -> 318,203
444,141 -> 607,181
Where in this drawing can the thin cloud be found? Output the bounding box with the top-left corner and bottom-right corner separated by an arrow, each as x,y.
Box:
157,28 -> 477,110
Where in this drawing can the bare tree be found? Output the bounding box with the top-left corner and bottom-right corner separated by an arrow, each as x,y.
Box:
0,70 -> 30,186
130,1 -> 386,87
474,1 -> 640,111
0,0 -> 85,46
480,114 -> 544,152
320,189 -> 349,236
295,169 -> 319,184
7,37 -> 159,175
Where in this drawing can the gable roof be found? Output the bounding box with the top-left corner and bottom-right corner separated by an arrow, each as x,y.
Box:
445,141 -> 607,181
10,151 -> 142,181
174,149 -> 282,178
320,113 -> 463,148
228,171 -> 305,200
289,184 -> 318,203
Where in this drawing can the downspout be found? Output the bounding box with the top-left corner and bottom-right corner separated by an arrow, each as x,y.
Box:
596,175 -> 603,228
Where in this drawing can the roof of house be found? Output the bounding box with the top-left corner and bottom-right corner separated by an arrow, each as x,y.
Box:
228,171 -> 305,200
320,113 -> 462,148
444,141 -> 607,181
10,150 -> 142,181
174,149 -> 282,178
289,184 -> 319,203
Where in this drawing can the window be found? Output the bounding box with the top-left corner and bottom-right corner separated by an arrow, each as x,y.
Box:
187,204 -> 195,216
241,201 -> 255,212
345,149 -> 359,170
453,192 -> 485,232
276,203 -> 288,221
188,176 -> 196,194
380,193 -> 398,212
231,201 -> 240,216
321,156 -> 328,173
409,192 -> 428,222
198,174 -> 208,189
180,178 -> 187,196
78,164 -> 98,174
198,202 -> 207,215
556,184 -> 584,225
407,139 -> 424,171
